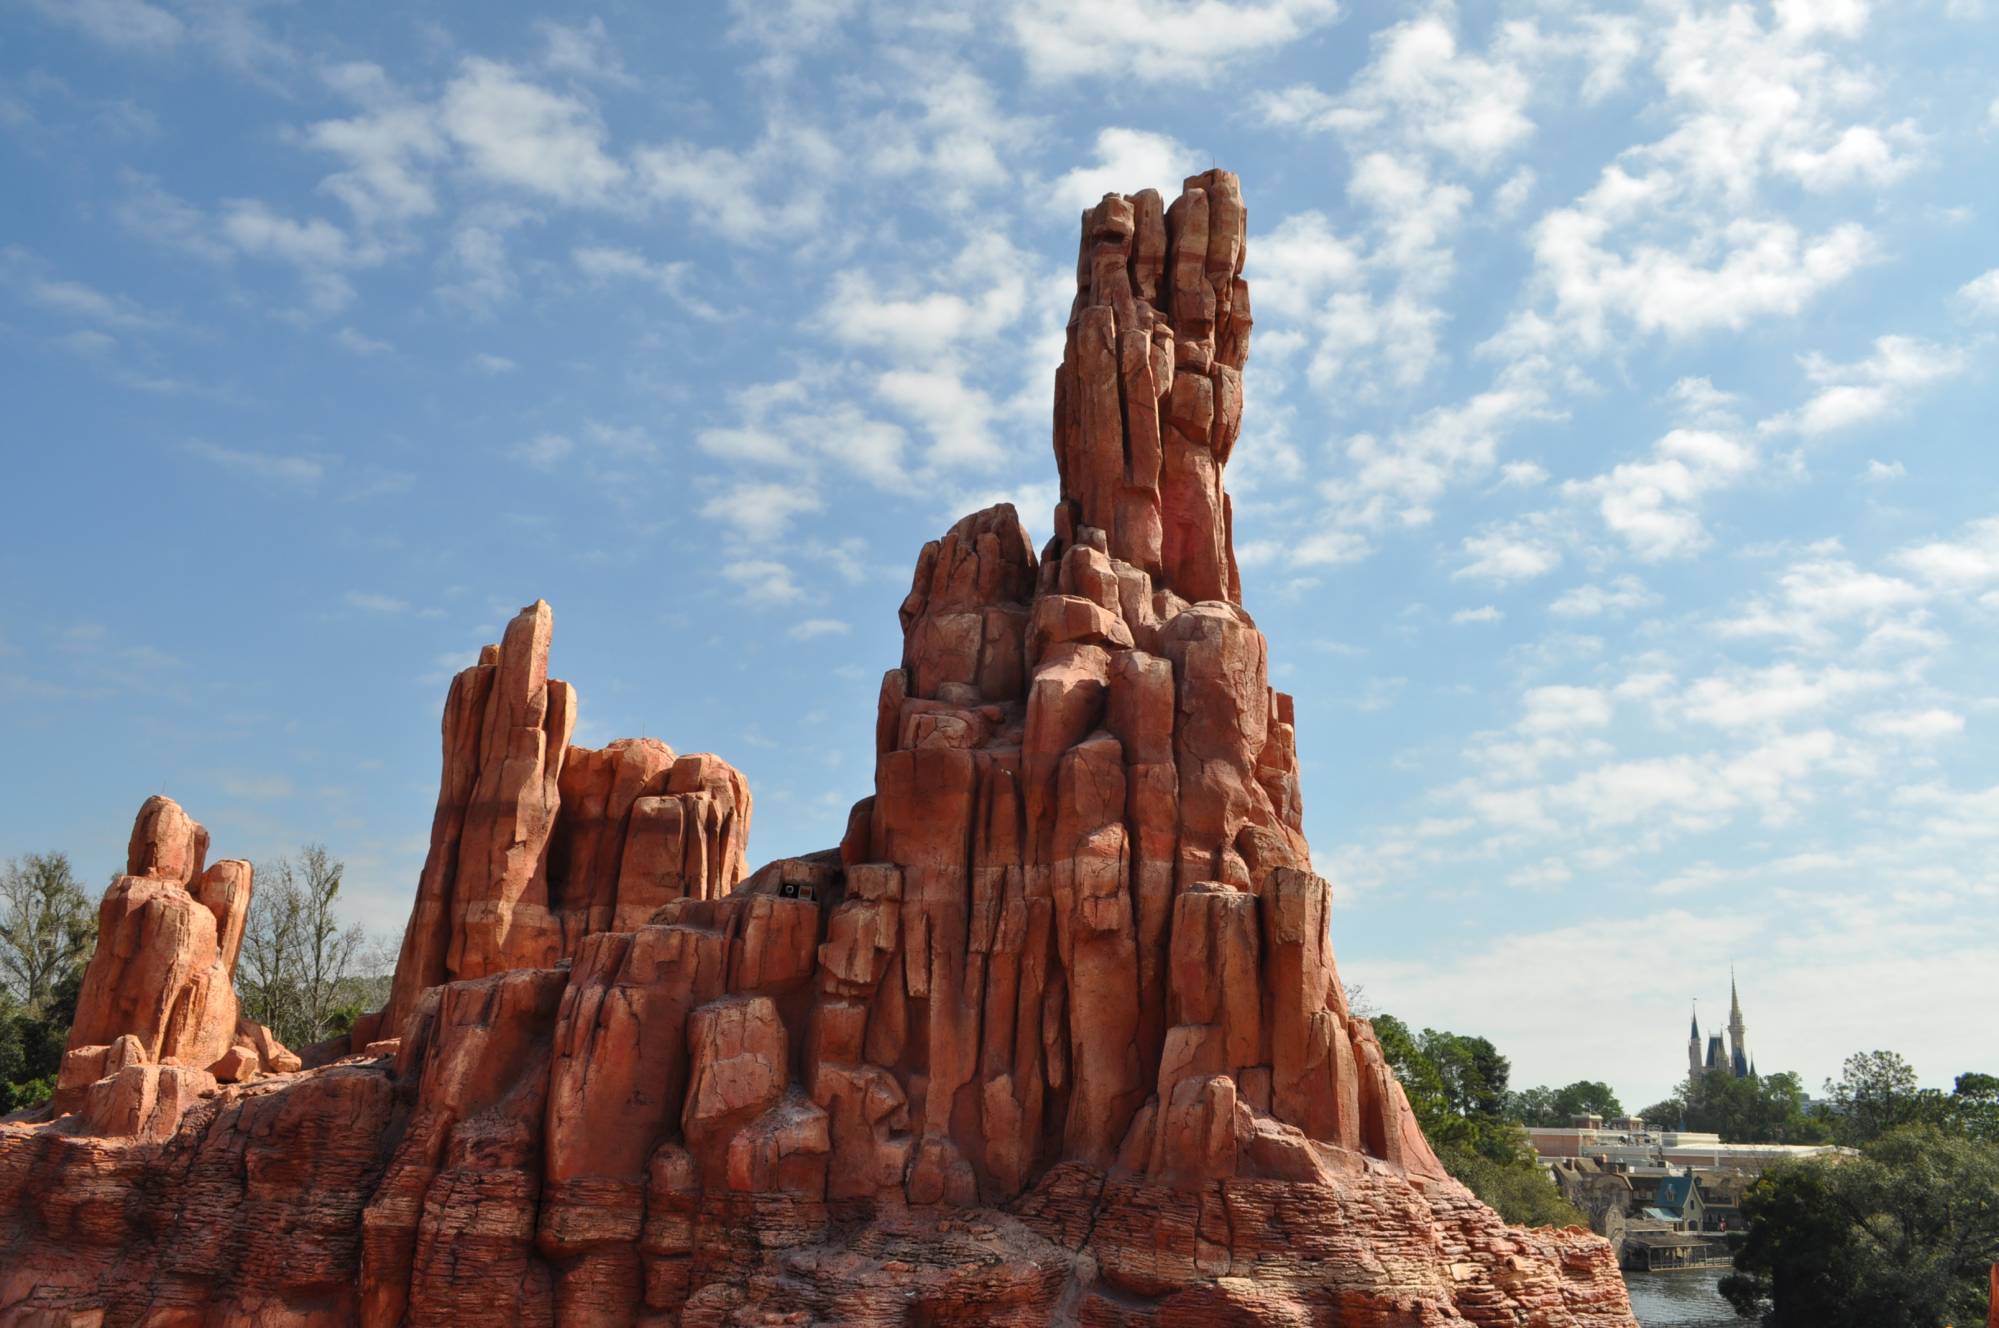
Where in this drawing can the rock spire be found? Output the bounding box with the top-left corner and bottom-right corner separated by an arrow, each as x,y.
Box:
51,795 -> 299,1140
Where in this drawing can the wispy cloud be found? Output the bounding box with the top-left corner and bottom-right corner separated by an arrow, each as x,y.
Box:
182,440 -> 323,486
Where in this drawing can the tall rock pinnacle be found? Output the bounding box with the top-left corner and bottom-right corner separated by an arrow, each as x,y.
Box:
0,172 -> 1636,1328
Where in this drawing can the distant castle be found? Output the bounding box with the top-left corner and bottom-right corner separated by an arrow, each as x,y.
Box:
1687,971 -> 1755,1083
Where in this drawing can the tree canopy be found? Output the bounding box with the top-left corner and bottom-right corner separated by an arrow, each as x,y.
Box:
1507,1079 -> 1625,1127
1720,1125 -> 1999,1328
1637,1068 -> 1831,1144
237,845 -> 375,1051
0,852 -> 96,1015
0,854 -> 97,1112
1371,1013 -> 1582,1228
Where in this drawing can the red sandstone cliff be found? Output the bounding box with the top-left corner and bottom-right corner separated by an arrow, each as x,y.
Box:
0,171 -> 1635,1328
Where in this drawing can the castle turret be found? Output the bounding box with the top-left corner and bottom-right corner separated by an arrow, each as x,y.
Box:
1688,1006 -> 1703,1082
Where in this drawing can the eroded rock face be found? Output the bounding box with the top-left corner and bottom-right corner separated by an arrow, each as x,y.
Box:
372,602 -> 751,1046
0,171 -> 1635,1328
52,797 -> 298,1137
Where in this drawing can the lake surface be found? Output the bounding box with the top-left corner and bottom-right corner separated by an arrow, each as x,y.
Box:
1624,1267 -> 1740,1326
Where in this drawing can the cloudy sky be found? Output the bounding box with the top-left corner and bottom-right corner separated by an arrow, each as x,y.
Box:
3,0 -> 1995,1112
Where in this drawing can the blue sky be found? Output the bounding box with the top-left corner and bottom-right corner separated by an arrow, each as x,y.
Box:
2,0 -> 1995,1112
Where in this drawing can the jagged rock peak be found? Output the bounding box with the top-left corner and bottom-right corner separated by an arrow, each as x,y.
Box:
1052,168 -> 1251,607
370,599 -> 751,1047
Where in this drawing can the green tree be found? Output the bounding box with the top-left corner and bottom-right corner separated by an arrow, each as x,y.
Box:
1823,1050 -> 1936,1145
1369,1012 -> 1582,1228
1439,1141 -> 1590,1228
1509,1080 -> 1624,1126
1638,1071 -> 1830,1144
1421,1028 -> 1512,1127
0,852 -> 97,1014
1945,1072 -> 1999,1144
237,845 -> 366,1050
0,964 -> 84,1113
1719,1125 -> 1999,1327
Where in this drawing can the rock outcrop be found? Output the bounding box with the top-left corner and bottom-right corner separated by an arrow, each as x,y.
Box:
50,795 -> 299,1140
369,602 -> 751,1046
0,171 -> 1635,1327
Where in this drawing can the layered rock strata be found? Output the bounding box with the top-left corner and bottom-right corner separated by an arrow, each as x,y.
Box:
0,171 -> 1635,1328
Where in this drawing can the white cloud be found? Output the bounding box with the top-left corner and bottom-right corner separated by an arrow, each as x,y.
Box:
634,127 -> 835,237
1348,149 -> 1469,293
1048,128 -> 1203,215
853,61 -> 1037,205
1962,268 -> 1999,314
1766,335 -> 1969,435
1550,575 -> 1657,618
820,233 -> 1029,357
721,557 -> 805,604
511,433 -> 575,470
1492,167 -> 1536,217
875,366 -> 1005,471
701,481 -> 824,541
1563,428 -> 1757,562
725,0 -> 860,70
440,58 -> 625,204
1452,605 -> 1503,624
344,592 -> 410,614
1011,0 -> 1341,84
439,211 -> 525,312
22,275 -> 165,331
1523,204 -> 1873,350
1258,12 -> 1534,171
1858,709 -> 1965,741
573,245 -> 722,319
1520,685 -> 1612,733
1500,8 -> 1900,356
1895,516 -> 1999,589
219,199 -> 378,313
1291,526 -> 1372,567
306,63 -> 446,227
1455,527 -> 1560,583
1680,663 -> 1890,729
1716,556 -> 1929,654
472,353 -> 517,375
25,0 -> 184,52
1506,857 -> 1573,891
220,200 -> 360,268
1864,459 -> 1905,481
537,17 -> 635,86
334,326 -> 391,355
182,441 -> 323,486
699,377 -> 920,495
1320,362 -> 1555,543
111,172 -> 230,263
789,618 -> 851,640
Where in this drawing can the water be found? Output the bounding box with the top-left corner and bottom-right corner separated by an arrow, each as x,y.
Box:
1624,1267 -> 1740,1327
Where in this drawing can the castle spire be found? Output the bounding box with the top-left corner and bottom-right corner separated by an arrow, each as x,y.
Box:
1728,967 -> 1748,1078
1688,1000 -> 1704,1082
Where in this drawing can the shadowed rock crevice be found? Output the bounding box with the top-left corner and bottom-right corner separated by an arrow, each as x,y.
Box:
0,170 -> 1636,1328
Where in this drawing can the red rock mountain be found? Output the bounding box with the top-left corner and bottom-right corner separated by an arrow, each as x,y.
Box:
0,171 -> 1636,1327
